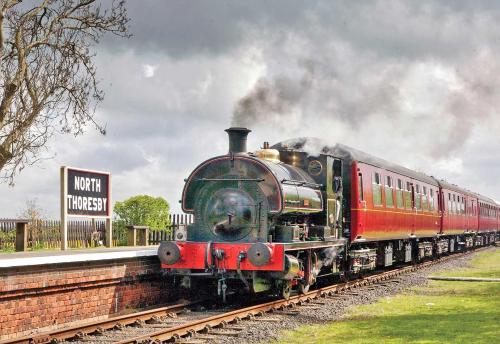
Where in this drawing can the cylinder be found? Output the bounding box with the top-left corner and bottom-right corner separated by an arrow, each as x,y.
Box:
282,254 -> 300,279
225,127 -> 251,154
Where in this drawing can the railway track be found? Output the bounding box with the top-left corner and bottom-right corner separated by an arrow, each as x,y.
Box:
2,248 -> 487,344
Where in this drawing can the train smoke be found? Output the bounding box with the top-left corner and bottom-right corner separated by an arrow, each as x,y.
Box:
231,64 -> 314,127
231,57 -> 403,130
319,246 -> 339,268
232,50 -> 500,159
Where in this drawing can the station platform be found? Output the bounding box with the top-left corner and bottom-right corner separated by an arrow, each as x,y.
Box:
0,245 -> 168,341
0,245 -> 158,268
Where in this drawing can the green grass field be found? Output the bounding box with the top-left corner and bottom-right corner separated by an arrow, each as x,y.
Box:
276,248 -> 500,344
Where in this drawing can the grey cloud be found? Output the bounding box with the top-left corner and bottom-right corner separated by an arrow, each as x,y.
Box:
103,0 -> 309,58
3,0 -> 500,218
103,1 -> 500,62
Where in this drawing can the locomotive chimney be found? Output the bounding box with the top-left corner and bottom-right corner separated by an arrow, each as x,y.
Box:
225,127 -> 251,154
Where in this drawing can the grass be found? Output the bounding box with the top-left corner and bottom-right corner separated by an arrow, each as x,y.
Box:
0,247 -> 15,253
276,248 -> 500,344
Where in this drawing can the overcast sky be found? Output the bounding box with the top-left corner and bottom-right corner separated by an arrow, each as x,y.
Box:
2,0 -> 500,218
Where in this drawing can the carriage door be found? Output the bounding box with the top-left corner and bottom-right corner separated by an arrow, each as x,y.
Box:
410,183 -> 416,235
357,172 -> 366,232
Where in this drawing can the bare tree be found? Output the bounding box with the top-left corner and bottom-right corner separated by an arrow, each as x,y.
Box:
18,197 -> 44,221
18,197 -> 44,243
0,0 -> 129,183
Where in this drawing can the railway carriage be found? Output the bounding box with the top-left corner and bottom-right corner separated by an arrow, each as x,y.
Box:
322,144 -> 443,266
438,181 -> 475,249
158,128 -> 499,300
477,194 -> 499,245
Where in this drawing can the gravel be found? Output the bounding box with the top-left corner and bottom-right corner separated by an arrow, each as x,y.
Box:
213,248 -> 494,344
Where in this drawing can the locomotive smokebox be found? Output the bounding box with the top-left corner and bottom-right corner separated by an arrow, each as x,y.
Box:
225,127 -> 251,154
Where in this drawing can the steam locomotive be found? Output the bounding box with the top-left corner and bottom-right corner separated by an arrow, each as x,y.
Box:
158,128 -> 499,300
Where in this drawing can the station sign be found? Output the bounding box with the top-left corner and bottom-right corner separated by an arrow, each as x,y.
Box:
60,166 -> 112,250
64,168 -> 110,217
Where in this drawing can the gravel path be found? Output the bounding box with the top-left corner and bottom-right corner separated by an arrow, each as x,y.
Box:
215,247 -> 496,344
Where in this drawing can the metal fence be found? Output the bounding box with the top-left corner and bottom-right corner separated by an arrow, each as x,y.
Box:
0,214 -> 193,252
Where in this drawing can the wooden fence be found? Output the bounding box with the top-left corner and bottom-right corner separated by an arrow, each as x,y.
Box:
0,214 -> 193,252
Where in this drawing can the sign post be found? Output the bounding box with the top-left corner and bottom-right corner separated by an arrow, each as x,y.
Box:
60,166 -> 112,250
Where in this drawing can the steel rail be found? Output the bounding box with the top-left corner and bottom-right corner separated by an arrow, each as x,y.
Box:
0,301 -> 196,344
118,248 -> 486,344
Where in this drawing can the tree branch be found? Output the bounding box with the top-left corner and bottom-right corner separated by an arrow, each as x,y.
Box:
0,0 -> 129,182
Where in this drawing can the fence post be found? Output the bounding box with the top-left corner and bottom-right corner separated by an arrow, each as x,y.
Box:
15,220 -> 29,252
127,225 -> 149,246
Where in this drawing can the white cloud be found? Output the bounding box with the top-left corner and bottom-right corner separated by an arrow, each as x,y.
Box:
142,64 -> 158,78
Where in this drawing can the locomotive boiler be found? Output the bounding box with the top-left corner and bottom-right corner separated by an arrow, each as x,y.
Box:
158,128 -> 347,300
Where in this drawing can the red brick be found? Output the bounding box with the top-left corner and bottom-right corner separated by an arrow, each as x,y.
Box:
0,257 -> 169,341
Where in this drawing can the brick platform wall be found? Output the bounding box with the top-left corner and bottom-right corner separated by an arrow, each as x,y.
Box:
0,257 -> 170,340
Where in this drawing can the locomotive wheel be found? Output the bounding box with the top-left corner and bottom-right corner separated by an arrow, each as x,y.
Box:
281,282 -> 291,300
298,282 -> 310,294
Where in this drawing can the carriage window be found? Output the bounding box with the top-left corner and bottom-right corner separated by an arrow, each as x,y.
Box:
396,179 -> 404,208
372,172 -> 382,206
430,189 -> 434,211
405,182 -> 412,209
385,176 -> 394,208
448,194 -> 452,214
415,184 -> 421,210
422,186 -> 428,211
